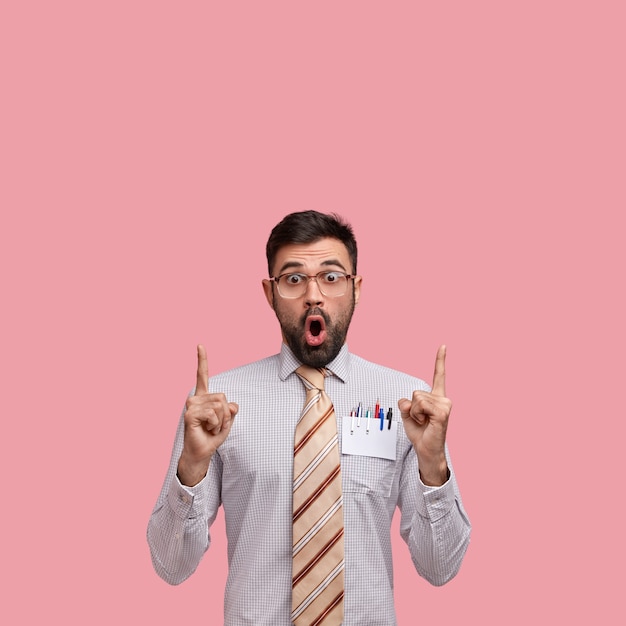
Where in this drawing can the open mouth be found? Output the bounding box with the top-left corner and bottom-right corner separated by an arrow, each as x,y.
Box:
309,319 -> 322,336
304,314 -> 327,346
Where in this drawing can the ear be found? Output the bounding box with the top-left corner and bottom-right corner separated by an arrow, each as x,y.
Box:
262,279 -> 274,308
353,275 -> 362,305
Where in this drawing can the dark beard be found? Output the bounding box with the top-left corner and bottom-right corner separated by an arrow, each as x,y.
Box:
277,303 -> 355,369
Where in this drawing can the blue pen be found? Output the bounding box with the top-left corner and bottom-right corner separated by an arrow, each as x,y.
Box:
357,402 -> 362,427
379,407 -> 385,430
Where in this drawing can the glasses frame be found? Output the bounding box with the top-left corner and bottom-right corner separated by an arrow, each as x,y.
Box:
269,271 -> 356,299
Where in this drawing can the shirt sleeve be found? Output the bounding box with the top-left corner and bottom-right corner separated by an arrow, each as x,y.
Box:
396,444 -> 471,586
146,406 -> 223,585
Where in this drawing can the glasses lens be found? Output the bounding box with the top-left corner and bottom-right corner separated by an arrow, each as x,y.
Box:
278,274 -> 306,297
318,271 -> 347,296
277,272 -> 348,298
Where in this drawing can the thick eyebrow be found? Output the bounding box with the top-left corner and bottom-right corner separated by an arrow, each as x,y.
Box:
276,259 -> 348,275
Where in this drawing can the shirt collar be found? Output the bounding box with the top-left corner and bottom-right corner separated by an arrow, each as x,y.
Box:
279,343 -> 351,383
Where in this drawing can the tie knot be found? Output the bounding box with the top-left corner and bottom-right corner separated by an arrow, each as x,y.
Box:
295,365 -> 327,391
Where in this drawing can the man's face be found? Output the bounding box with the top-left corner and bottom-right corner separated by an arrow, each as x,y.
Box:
262,237 -> 362,368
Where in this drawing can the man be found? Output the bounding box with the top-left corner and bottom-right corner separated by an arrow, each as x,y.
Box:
147,210 -> 471,625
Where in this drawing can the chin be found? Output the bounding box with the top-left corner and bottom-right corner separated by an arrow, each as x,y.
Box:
300,351 -> 329,369
296,342 -> 340,369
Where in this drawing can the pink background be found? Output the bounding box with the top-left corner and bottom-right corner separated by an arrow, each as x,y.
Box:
2,2 -> 624,624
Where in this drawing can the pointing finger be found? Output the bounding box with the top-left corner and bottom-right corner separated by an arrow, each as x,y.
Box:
431,345 -> 446,396
194,344 -> 209,395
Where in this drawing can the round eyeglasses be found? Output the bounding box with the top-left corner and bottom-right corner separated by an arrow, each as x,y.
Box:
269,271 -> 355,298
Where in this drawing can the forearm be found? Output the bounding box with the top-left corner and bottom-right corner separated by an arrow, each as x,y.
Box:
147,410 -> 222,584
399,450 -> 471,585
147,475 -> 214,585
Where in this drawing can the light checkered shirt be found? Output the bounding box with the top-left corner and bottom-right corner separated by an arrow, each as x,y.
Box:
147,344 -> 471,625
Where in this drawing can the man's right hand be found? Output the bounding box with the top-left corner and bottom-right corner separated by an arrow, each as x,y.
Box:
177,344 -> 238,486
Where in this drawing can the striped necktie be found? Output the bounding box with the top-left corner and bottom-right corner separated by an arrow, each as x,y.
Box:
291,365 -> 344,626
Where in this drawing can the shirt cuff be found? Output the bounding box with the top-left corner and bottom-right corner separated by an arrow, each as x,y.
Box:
415,474 -> 456,522
166,473 -> 210,520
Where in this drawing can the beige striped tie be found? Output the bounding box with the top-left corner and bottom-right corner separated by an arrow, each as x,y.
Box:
292,366 -> 344,626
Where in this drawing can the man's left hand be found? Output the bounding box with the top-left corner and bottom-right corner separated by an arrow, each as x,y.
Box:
398,345 -> 451,486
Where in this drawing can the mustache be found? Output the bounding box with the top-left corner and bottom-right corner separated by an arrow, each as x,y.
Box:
301,307 -> 330,326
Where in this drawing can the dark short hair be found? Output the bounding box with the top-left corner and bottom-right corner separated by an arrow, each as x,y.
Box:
266,210 -> 358,276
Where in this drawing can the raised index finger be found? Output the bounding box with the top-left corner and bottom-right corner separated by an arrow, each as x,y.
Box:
194,344 -> 209,395
431,344 -> 446,396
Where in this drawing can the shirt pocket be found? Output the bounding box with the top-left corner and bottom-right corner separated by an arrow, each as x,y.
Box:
337,417 -> 398,497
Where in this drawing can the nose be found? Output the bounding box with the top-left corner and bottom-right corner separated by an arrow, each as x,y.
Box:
304,275 -> 324,306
